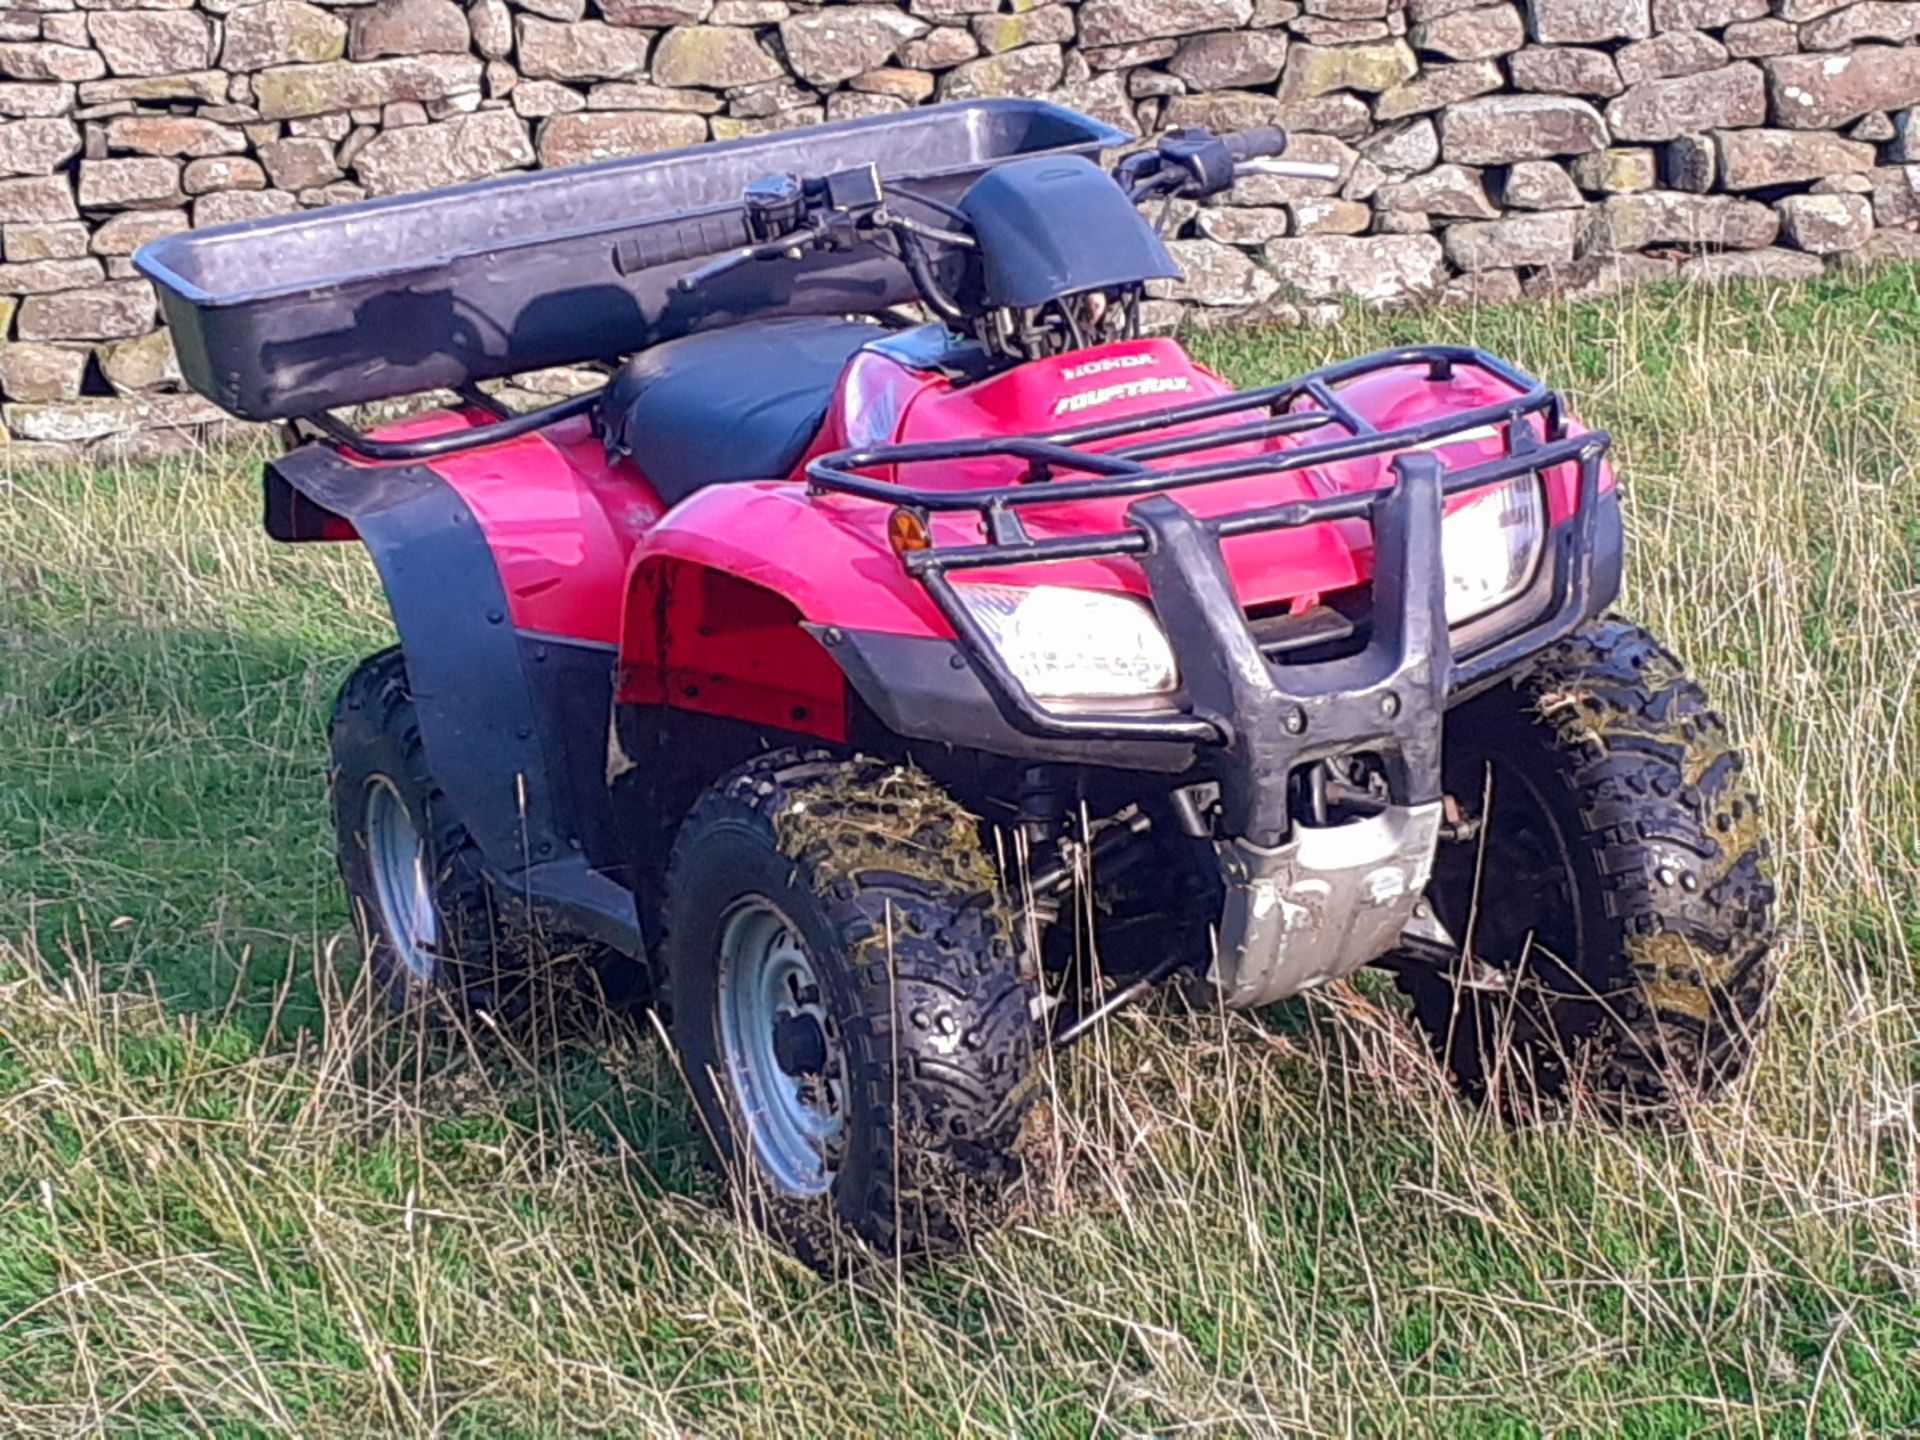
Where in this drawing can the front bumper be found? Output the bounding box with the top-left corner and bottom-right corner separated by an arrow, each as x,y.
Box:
824,483 -> 1622,792
821,457 -> 1617,1007
809,346 -> 1617,1007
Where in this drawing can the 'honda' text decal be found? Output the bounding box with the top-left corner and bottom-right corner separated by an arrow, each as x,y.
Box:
1060,353 -> 1158,381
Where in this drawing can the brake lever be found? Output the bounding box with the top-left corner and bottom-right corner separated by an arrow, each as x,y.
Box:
674,232 -> 812,294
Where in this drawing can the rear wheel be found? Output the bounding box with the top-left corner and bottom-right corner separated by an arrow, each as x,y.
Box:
330,648 -> 526,1017
661,750 -> 1041,1265
1396,619 -> 1778,1113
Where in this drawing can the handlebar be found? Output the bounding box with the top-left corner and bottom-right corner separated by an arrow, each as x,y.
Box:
656,126 -> 1327,303
1234,158 -> 1344,182
1116,124 -> 1304,206
1224,127 -> 1288,162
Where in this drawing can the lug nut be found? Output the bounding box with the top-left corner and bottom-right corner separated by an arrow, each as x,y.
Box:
1381,693 -> 1400,717
1283,707 -> 1306,734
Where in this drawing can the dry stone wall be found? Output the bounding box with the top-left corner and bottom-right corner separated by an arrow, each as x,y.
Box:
1,0 -> 1917,460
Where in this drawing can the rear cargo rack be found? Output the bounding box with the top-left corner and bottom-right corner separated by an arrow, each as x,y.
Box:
135,99 -> 1128,422
806,344 -> 1611,746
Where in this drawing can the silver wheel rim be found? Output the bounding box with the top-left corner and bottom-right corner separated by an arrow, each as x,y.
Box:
364,776 -> 439,981
716,899 -> 846,1197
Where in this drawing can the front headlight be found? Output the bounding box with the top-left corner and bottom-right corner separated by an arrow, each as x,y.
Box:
954,584 -> 1179,704
1441,475 -> 1546,625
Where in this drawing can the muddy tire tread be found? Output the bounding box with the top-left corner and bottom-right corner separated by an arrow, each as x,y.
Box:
1401,617 -> 1777,1110
1528,619 -> 1776,1099
661,748 -> 1039,1263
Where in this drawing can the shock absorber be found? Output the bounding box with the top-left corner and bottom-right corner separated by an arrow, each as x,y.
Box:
1016,765 -> 1073,852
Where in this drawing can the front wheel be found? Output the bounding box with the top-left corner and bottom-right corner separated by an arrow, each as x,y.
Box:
660,750 -> 1041,1265
1395,619 -> 1778,1114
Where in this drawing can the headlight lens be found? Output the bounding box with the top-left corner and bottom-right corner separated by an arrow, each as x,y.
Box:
955,584 -> 1179,703
1441,476 -> 1546,625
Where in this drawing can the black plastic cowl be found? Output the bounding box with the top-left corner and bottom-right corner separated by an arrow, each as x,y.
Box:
957,155 -> 1181,310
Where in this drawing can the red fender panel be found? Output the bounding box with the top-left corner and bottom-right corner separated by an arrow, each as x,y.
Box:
619,556 -> 849,741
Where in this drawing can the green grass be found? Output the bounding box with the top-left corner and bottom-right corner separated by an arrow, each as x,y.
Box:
3,266 -> 1919,1435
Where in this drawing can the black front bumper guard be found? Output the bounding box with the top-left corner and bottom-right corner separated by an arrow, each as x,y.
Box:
807,344 -> 1612,847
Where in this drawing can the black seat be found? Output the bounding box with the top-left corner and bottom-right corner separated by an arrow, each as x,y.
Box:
598,317 -> 879,505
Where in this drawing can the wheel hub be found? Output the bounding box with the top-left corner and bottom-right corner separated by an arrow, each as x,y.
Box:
716,900 -> 847,1197
772,1011 -> 830,1077
363,776 -> 439,981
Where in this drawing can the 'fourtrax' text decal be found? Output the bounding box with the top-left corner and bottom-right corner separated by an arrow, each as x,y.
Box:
1052,374 -> 1192,416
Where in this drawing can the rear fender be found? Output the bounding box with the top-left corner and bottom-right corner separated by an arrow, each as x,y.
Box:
268,441 -> 595,881
265,462 -> 358,542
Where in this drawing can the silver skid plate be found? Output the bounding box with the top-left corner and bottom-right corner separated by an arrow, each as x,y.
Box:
1209,803 -> 1444,1009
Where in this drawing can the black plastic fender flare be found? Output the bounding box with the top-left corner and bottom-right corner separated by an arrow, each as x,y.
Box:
266,443 -> 568,876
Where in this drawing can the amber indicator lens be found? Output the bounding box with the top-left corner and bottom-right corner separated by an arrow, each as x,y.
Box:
888,506 -> 932,555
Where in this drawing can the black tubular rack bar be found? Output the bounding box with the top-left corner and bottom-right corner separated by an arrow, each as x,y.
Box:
805,344 -> 1612,747
807,344 -> 1575,522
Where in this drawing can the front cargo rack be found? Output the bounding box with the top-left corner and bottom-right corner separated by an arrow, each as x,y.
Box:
806,344 -> 1612,747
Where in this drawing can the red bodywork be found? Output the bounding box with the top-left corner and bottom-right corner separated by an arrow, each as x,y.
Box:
357,337 -> 1612,742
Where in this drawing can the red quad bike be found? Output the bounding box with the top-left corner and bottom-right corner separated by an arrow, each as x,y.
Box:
140,100 -> 1778,1262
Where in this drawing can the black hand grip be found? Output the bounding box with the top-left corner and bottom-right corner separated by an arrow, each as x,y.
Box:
1224,127 -> 1289,161
613,212 -> 753,277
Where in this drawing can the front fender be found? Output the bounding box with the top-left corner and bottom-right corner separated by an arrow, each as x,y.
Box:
624,481 -> 950,638
619,484 -> 1204,769
618,484 -> 948,742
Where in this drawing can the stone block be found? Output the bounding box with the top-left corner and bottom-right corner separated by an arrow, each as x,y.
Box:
1263,232 -> 1449,302
1715,127 -> 1877,190
1441,94 -> 1608,162
1527,0 -> 1649,45
87,10 -> 214,76
350,0 -> 472,60
533,108 -> 707,165
1079,0 -> 1255,47
780,6 -> 927,85
1775,191 -> 1873,253
1409,3 -> 1525,60
650,24 -> 786,87
1606,62 -> 1765,142
1580,189 -> 1779,252
76,154 -> 179,207
1443,207 -> 1580,267
0,341 -> 86,401
1765,47 -> 1920,130
15,278 -> 152,338
351,107 -> 532,193
221,1 -> 346,70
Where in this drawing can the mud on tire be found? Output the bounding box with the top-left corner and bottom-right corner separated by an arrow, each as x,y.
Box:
1398,618 -> 1778,1113
329,647 -> 532,1019
660,749 -> 1041,1266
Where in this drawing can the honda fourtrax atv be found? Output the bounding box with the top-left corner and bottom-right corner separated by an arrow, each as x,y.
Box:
139,100 -> 1778,1262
